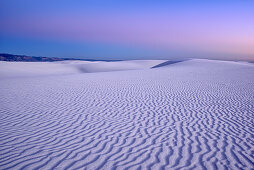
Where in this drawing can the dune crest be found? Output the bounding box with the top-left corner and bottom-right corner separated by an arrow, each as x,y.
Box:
0,60 -> 166,78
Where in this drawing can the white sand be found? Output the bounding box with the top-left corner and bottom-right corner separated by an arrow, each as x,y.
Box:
0,60 -> 166,78
0,59 -> 253,169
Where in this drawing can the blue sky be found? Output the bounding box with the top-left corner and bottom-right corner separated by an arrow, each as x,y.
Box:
0,0 -> 253,60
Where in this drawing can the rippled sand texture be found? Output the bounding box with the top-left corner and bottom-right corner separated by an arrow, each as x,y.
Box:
0,59 -> 253,169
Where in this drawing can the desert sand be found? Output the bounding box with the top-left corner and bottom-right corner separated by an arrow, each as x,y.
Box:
0,59 -> 253,169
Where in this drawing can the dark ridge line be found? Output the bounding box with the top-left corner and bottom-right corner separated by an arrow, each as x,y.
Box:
151,60 -> 186,69
0,53 -> 122,62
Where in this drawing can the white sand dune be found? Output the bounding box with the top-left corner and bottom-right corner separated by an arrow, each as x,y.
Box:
75,60 -> 167,73
0,60 -> 166,78
0,59 -> 253,169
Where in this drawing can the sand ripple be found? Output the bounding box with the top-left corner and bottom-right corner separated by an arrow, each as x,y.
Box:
0,59 -> 253,169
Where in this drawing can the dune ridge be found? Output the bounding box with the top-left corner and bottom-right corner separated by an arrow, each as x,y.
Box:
0,59 -> 253,169
0,60 -> 166,78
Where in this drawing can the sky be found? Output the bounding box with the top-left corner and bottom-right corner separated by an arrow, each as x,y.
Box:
0,0 -> 254,61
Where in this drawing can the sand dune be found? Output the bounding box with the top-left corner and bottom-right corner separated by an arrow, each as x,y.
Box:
0,59 -> 253,169
0,60 -> 166,78
75,60 -> 167,73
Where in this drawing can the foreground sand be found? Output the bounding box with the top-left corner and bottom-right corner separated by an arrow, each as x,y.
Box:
0,59 -> 253,169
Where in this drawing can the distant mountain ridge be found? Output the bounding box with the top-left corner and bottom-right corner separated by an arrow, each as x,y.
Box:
0,53 -> 120,62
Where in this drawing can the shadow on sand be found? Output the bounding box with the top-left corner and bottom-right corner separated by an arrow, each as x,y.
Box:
151,60 -> 186,69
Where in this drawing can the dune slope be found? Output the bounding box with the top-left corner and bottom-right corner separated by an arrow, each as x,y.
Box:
0,59 -> 253,169
0,60 -> 166,78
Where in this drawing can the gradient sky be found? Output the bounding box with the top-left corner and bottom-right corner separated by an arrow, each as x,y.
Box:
0,0 -> 254,60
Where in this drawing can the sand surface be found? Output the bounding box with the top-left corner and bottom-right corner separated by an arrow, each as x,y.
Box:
0,59 -> 253,169
0,60 -> 166,78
